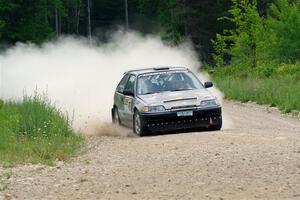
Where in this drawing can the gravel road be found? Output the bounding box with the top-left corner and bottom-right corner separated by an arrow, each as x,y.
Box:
1,101 -> 300,200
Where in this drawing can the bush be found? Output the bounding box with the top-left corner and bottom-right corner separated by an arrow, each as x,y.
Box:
214,64 -> 251,78
276,63 -> 300,75
213,0 -> 300,69
264,0 -> 300,63
213,71 -> 300,113
211,0 -> 300,113
253,64 -> 276,78
0,94 -> 83,166
0,99 -> 3,110
212,0 -> 262,68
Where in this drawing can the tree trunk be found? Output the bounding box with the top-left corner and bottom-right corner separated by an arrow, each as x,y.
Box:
87,0 -> 92,42
124,0 -> 129,29
75,0 -> 80,34
55,6 -> 59,38
59,15 -> 62,35
66,0 -> 70,33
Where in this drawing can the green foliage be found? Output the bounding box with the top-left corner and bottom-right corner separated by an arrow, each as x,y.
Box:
263,0 -> 300,63
249,64 -> 276,77
213,0 -> 300,69
211,0 -> 300,116
211,34 -> 228,68
138,0 -> 160,21
0,94 -> 83,166
0,0 -> 53,43
213,72 -> 300,113
0,0 -> 238,63
0,0 -> 84,43
0,20 -> 4,37
213,0 -> 262,68
0,0 -> 292,64
276,63 -> 300,75
154,0 -> 233,59
144,0 -> 187,45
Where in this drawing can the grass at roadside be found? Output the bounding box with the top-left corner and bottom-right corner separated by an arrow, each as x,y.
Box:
211,65 -> 300,113
0,94 -> 83,166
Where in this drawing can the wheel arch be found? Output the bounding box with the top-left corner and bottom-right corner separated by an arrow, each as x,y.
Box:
132,107 -> 138,120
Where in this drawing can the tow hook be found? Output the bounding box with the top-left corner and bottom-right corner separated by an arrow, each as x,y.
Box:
209,117 -> 213,125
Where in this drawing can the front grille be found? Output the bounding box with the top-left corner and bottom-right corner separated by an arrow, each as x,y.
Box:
145,108 -> 221,128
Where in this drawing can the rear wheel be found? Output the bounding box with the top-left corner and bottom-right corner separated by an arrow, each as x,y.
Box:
112,107 -> 121,125
133,111 -> 147,136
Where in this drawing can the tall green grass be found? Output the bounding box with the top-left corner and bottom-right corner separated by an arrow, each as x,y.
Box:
213,74 -> 300,113
0,94 -> 83,166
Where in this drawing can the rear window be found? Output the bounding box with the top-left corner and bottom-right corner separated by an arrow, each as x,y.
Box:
124,75 -> 136,94
116,74 -> 129,93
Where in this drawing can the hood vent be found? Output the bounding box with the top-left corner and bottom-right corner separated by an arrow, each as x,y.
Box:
164,97 -> 197,103
171,105 -> 198,110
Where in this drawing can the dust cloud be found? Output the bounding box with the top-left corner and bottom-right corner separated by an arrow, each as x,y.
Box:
0,31 -> 231,136
196,72 -> 234,130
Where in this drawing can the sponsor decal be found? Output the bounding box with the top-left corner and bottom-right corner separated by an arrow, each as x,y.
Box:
139,70 -> 188,77
123,97 -> 133,112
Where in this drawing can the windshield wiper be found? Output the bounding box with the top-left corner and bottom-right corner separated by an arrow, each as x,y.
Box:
143,92 -> 154,95
142,92 -> 160,95
142,91 -> 166,95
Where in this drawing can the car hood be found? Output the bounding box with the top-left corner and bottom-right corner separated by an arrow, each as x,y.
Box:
138,89 -> 216,110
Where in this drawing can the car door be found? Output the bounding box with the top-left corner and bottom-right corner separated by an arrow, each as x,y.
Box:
121,74 -> 136,127
114,74 -> 130,123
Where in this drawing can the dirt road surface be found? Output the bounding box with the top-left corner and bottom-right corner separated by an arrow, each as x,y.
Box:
1,101 -> 300,200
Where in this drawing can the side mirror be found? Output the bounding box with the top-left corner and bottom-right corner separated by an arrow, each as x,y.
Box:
123,90 -> 134,97
204,82 -> 213,88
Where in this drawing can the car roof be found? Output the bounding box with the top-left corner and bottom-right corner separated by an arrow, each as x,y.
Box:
125,67 -> 189,76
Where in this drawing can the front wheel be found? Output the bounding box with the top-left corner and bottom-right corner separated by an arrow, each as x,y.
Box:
208,117 -> 222,131
133,111 -> 148,136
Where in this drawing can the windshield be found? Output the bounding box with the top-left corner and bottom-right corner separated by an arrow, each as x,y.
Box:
137,71 -> 204,95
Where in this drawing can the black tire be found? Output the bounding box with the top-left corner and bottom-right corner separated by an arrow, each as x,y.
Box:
112,107 -> 121,125
208,117 -> 222,131
133,110 -> 148,136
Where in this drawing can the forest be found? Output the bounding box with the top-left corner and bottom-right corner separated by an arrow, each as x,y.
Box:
0,0 -> 277,63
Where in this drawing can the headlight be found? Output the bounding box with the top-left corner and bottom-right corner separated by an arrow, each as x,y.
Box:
140,105 -> 165,113
200,99 -> 218,107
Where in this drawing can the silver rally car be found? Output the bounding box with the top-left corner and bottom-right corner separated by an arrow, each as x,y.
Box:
112,67 -> 222,136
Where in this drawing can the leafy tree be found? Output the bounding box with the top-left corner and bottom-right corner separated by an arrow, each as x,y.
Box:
0,99 -> 3,110
0,0 -> 18,40
138,0 -> 232,62
0,0 -> 54,43
0,20 -> 4,37
211,33 -> 228,68
0,0 -> 85,43
264,0 -> 300,63
0,0 -> 283,65
212,0 -> 262,68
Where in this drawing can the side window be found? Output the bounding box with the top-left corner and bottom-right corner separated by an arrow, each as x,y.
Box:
124,75 -> 136,94
117,74 -> 129,93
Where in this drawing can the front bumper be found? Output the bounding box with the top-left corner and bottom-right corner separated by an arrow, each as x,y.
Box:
140,106 -> 222,132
